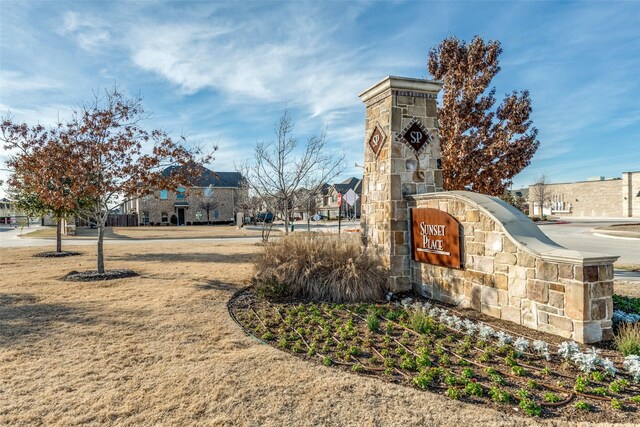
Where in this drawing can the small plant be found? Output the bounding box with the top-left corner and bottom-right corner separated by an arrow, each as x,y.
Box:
460,368 -> 475,380
543,392 -> 561,403
518,398 -> 542,417
628,396 -> 640,404
413,350 -> 430,369
277,337 -> 288,349
409,311 -> 434,334
489,387 -> 512,403
574,375 -> 589,393
575,401 -> 591,411
541,367 -> 551,376
366,314 -> 380,333
261,331 -> 274,340
591,387 -> 607,396
351,363 -> 364,373
413,367 -> 442,389
438,354 -> 450,367
511,366 -> 527,376
398,354 -> 416,370
444,373 -> 458,386
590,371 -> 606,382
615,323 -> 640,356
609,379 -> 629,394
322,356 -> 332,366
464,381 -> 483,397
611,398 -> 624,411
516,389 -> 530,400
446,387 -> 464,400
490,374 -> 506,386
346,346 -> 361,357
384,358 -> 395,368
558,341 -> 580,360
526,379 -> 538,390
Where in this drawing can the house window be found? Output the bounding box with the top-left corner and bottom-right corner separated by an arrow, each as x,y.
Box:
160,190 -> 168,200
142,211 -> 150,225
214,210 -> 219,220
176,187 -> 186,199
332,195 -> 337,203
161,212 -> 168,223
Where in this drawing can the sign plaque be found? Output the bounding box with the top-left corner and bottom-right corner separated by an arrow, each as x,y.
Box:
411,208 -> 462,269
368,124 -> 386,156
399,118 -> 431,154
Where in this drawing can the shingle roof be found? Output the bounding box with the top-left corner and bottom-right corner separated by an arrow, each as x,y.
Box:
162,166 -> 244,188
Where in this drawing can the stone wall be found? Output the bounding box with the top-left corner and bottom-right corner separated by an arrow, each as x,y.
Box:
623,171 -> 640,218
408,191 -> 618,343
359,76 -> 443,292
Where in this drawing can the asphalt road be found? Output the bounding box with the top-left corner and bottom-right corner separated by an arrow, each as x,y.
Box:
538,219 -> 640,281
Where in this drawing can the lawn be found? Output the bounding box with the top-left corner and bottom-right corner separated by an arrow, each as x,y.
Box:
19,225 -> 270,240
0,241 -> 634,426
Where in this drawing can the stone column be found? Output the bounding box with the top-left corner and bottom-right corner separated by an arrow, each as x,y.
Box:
359,76 -> 443,292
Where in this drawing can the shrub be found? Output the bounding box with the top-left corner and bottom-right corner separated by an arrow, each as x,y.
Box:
615,322 -> 640,356
366,314 -> 380,332
253,234 -> 388,302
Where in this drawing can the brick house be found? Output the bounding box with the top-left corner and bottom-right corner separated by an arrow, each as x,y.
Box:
315,177 -> 362,220
123,166 -> 247,226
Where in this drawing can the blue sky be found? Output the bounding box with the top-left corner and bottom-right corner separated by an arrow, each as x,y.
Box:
1,0 -> 639,197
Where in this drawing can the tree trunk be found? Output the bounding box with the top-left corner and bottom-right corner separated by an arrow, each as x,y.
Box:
284,203 -> 289,235
56,219 -> 62,253
97,223 -> 105,273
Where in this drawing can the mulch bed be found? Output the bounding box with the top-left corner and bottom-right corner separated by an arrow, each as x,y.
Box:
34,251 -> 82,258
62,269 -> 139,282
229,289 -> 640,422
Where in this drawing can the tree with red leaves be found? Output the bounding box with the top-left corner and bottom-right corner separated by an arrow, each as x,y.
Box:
428,36 -> 539,195
3,87 -> 213,273
2,121 -> 85,254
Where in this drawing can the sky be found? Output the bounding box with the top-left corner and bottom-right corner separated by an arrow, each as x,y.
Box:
1,0 -> 639,197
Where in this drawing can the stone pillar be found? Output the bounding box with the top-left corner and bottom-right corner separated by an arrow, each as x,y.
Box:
359,76 -> 443,292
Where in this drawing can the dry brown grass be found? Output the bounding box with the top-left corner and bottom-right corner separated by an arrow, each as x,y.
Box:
254,233 -> 387,302
21,225 -> 270,240
0,241 -> 627,426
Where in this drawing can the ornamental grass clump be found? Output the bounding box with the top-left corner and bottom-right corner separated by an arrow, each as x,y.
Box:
615,322 -> 640,356
253,234 -> 387,302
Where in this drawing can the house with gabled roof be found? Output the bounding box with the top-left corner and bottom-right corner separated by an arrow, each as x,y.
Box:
123,166 -> 248,226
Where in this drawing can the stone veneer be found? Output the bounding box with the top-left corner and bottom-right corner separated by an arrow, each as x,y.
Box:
359,76 -> 443,292
359,76 -> 618,343
408,191 -> 618,344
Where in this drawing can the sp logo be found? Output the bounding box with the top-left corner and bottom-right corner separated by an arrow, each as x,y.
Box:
410,131 -> 423,144
372,134 -> 380,146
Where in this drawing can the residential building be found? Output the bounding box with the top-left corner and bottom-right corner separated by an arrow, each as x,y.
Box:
316,177 -> 362,220
123,166 -> 247,226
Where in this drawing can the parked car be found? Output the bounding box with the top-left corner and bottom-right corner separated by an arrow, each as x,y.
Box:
257,212 -> 274,223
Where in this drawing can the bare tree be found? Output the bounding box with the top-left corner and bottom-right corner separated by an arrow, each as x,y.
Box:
529,174 -> 551,217
239,111 -> 344,240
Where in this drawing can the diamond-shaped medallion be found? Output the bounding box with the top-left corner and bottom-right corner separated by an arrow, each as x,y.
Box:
368,124 -> 386,157
399,118 -> 431,154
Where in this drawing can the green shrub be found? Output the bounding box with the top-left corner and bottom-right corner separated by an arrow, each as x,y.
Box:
464,381 -> 483,397
543,392 -> 561,403
366,314 -> 380,332
519,398 -> 542,417
614,322 -> 640,356
575,401 -> 591,411
253,234 -> 387,302
611,398 -> 624,411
